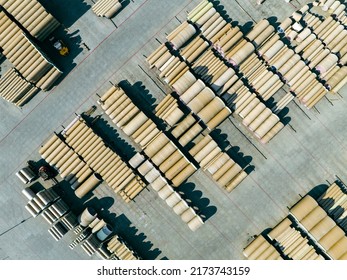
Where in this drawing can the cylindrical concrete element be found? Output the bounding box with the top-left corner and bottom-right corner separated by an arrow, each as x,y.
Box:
181,207 -> 196,223
79,207 -> 97,227
254,114 -> 280,139
187,215 -> 204,231
96,224 -> 113,241
75,173 -> 103,199
172,200 -> 189,215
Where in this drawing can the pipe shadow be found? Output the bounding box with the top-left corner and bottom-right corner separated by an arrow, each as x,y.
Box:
82,114 -> 137,161
113,213 -> 164,260
38,0 -> 91,28
177,182 -> 217,221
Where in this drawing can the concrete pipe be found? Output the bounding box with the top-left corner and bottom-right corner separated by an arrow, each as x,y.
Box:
319,226 -> 345,251
187,215 -> 204,231
75,173 -> 103,199
178,122 -> 203,146
294,34 -> 316,54
96,224 -> 113,241
172,71 -> 197,95
198,97 -> 225,123
205,19 -> 227,41
170,24 -> 196,50
246,19 -> 270,41
165,192 -> 182,208
253,25 -> 275,47
187,87 -> 215,114
206,107 -> 231,130
211,159 -> 235,181
239,98 -> 260,119
134,123 -> 158,145
187,0 -> 209,21
159,150 -> 183,173
61,160 -> 84,180
243,235 -> 267,259
171,115 -> 196,139
40,136 -> 61,158
315,53 -> 338,74
200,12 -> 220,32
144,168 -> 161,184
199,146 -> 221,168
22,187 -> 36,200
144,133 -> 170,157
165,157 -> 190,180
277,17 -> 292,33
195,7 -> 216,27
164,107 -> 185,127
225,169 -> 247,192
194,140 -> 218,163
290,195 -> 318,220
45,143 -> 69,165
309,216 -> 336,240
137,161 -> 154,176
151,142 -> 176,166
190,2 -> 213,23
151,176 -> 168,192
181,207 -> 196,223
206,153 -> 229,174
54,149 -> 75,170
128,153 -> 145,169
172,200 -> 189,215
157,185 -> 174,200
328,237 -> 347,260
186,41 -> 209,63
78,207 -> 97,227
260,122 -> 284,144
254,114 -> 280,139
147,44 -> 167,67
105,3 -> 122,18
70,166 -> 93,188
219,29 -> 243,53
217,163 -> 242,187
211,68 -> 235,92
16,170 -> 29,184
116,105 -> 140,127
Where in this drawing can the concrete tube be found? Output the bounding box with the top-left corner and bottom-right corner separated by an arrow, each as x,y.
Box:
75,173 -> 103,199
151,176 -> 168,192
158,185 -> 174,200
172,200 -> 189,215
187,215 -> 204,231
260,122 -> 284,144
181,207 -> 196,223
165,192 -> 182,208
79,207 -> 97,227
254,114 -> 279,139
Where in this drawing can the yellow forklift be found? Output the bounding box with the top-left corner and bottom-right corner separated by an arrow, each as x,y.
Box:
49,36 -> 69,56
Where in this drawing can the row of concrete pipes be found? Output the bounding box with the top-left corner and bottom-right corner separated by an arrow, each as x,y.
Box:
244,182 -> 347,260
92,0 -> 122,19
39,118 -> 146,203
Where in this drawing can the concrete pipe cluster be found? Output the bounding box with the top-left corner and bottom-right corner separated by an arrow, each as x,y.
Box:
0,0 -> 60,41
92,0 -> 122,19
141,132 -> 197,187
317,182 -> 347,231
0,13 -> 62,92
99,85 -> 161,149
61,118 -> 147,202
135,162 -> 204,231
180,36 -> 209,64
23,187 -> 60,218
244,181 -> 347,260
167,21 -> 197,50
0,68 -> 39,107
106,235 -> 139,260
243,235 -> 283,260
189,135 -> 247,192
290,195 -> 347,260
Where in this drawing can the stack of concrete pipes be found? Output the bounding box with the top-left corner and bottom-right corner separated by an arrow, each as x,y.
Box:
166,21 -> 197,50
317,182 -> 347,231
105,235 -> 140,260
23,187 -> 60,217
92,0 -> 122,19
130,153 -> 204,231
163,75 -> 232,130
243,218 -> 324,260
22,187 -> 78,241
243,235 -> 283,260
0,10 -> 62,102
0,0 -> 60,41
98,85 -> 161,149
290,195 -> 347,260
0,68 -> 39,107
61,118 -> 146,203
189,135 -> 248,192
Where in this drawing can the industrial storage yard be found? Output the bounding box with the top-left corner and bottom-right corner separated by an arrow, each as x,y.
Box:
0,0 -> 347,260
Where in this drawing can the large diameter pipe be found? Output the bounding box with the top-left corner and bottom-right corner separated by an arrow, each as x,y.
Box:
75,173 -> 103,199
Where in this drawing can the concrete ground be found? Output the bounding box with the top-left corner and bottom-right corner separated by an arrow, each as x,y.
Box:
0,0 -> 346,260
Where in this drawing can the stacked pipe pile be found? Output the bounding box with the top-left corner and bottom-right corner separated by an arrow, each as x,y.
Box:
267,218 -> 324,260
0,68 -> 39,106
169,71 -> 232,130
244,182 -> 347,260
0,10 -> 62,105
39,117 -> 146,203
146,3 -> 286,144
22,187 -> 79,241
92,0 -> 122,19
104,235 -> 140,260
290,195 -> 347,260
98,85 -> 197,187
129,153 -> 204,231
98,85 -> 161,149
243,235 -> 283,260
0,0 -> 60,41
189,134 -> 247,192
316,182 -> 347,231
